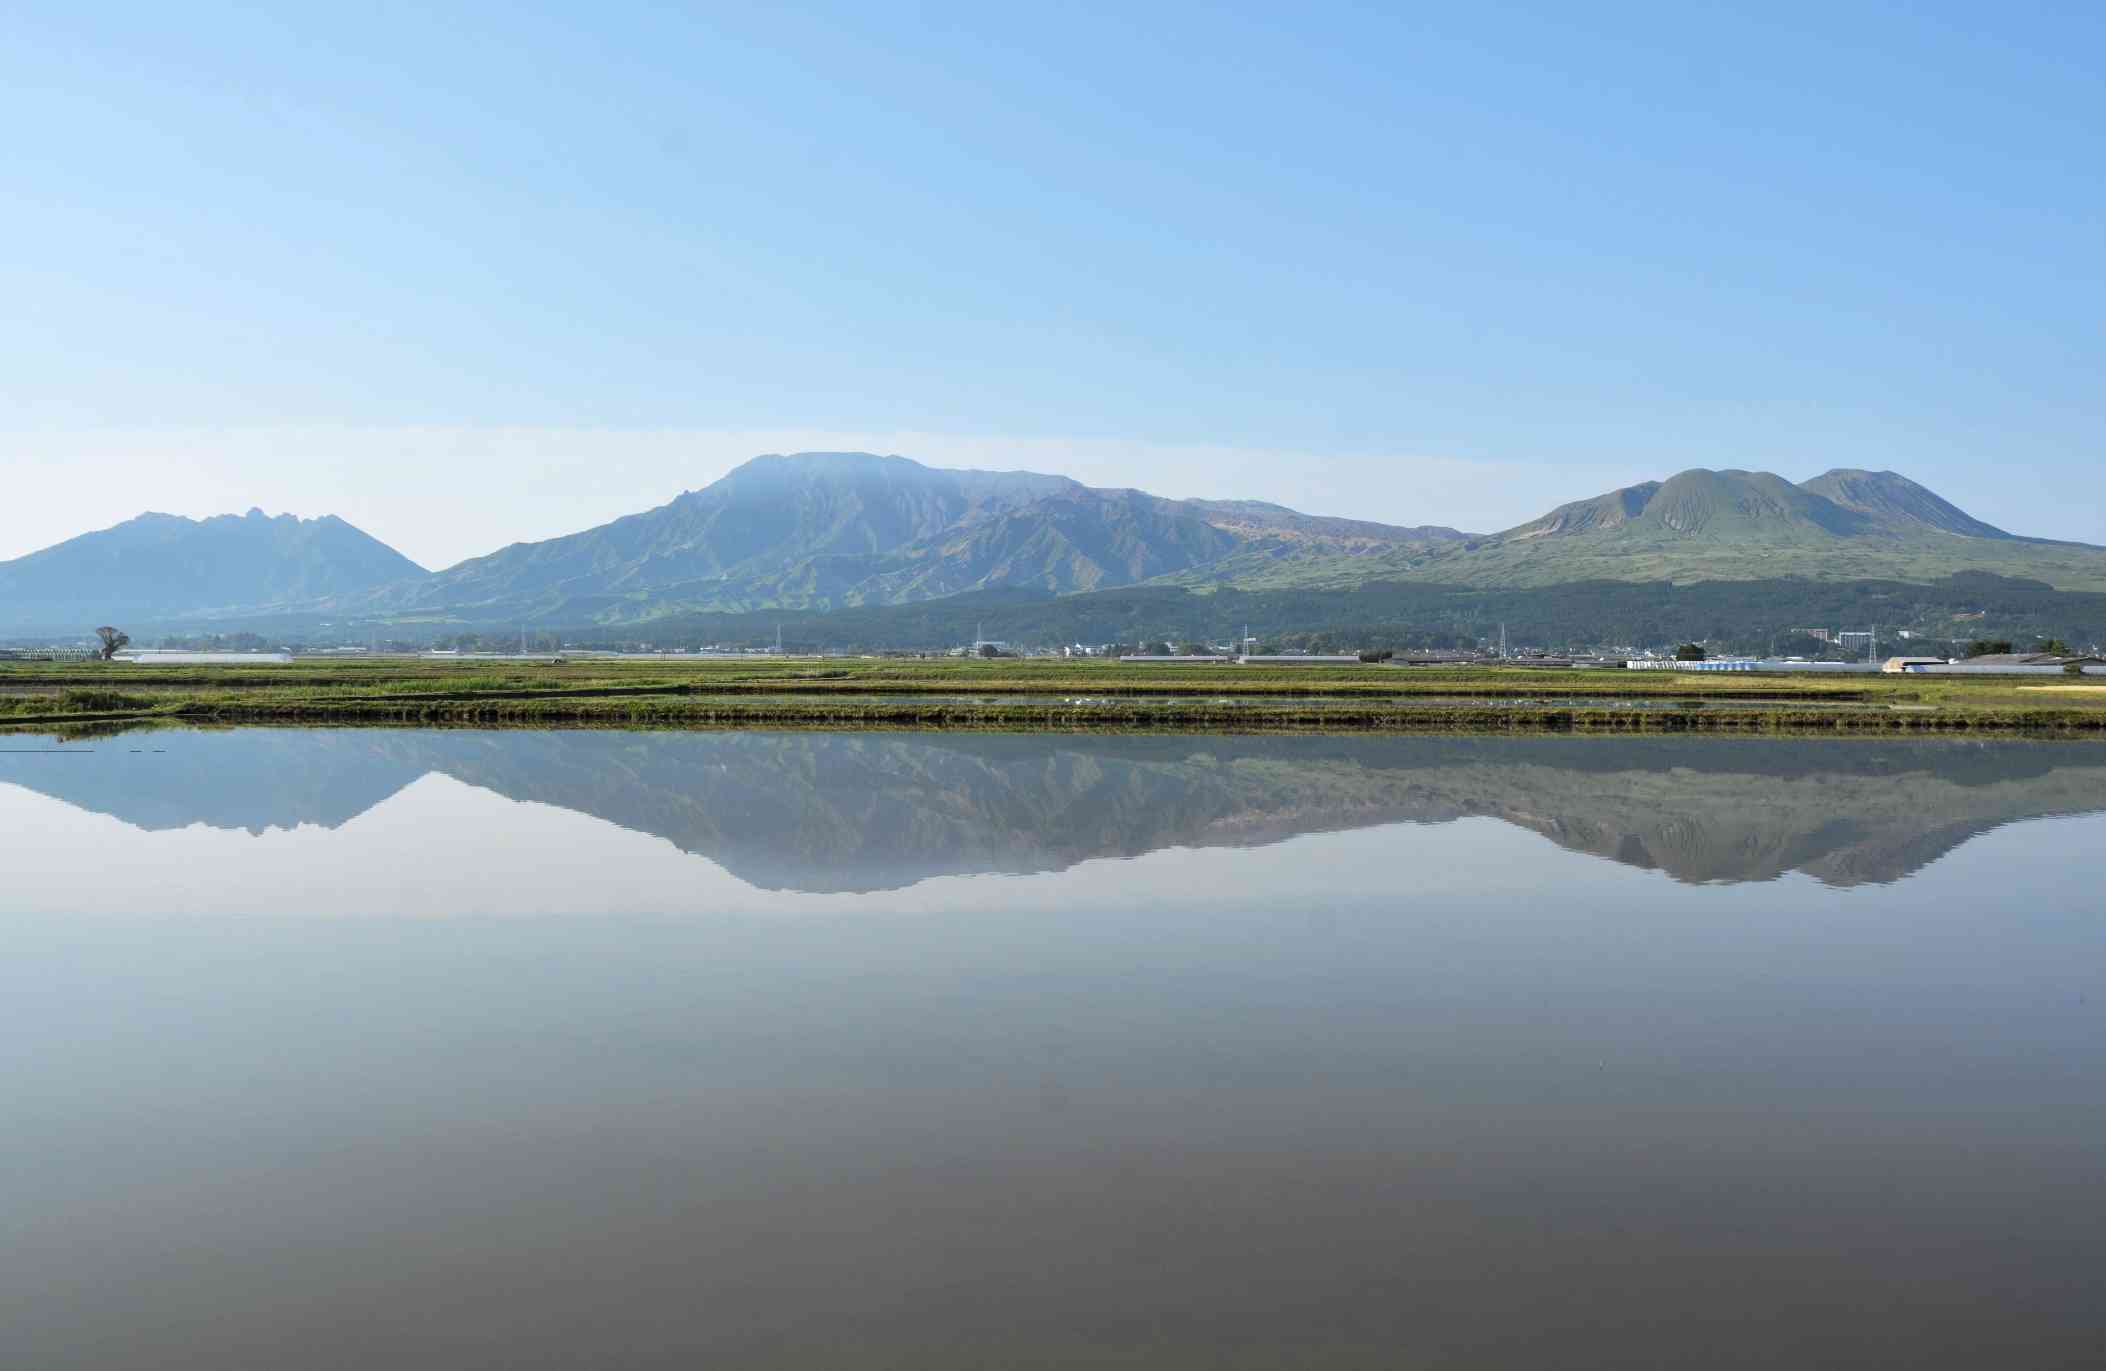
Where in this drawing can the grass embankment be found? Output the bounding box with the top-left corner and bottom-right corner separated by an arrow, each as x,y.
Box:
3,657 -> 2104,735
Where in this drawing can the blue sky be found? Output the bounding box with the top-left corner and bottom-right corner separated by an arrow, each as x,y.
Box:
4,1 -> 2101,567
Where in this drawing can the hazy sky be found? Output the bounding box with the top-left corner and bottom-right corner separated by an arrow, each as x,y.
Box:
5,2 -> 2102,570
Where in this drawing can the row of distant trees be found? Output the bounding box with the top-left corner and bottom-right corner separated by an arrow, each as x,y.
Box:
1970,637 -> 2072,657
153,631 -> 276,652
86,627 -> 303,658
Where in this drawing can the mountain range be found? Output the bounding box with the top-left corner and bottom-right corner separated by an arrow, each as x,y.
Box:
324,451 -> 1467,625
5,453 -> 2103,634
1158,467 -> 2106,594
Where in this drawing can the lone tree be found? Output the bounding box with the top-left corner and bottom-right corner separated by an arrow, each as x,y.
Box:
1673,643 -> 1707,661
94,626 -> 130,661
2037,638 -> 2073,656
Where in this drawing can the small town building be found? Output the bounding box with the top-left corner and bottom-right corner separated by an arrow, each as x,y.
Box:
1959,653 -> 2098,668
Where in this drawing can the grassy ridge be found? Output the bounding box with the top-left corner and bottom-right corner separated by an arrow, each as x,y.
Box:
5,656 -> 2105,735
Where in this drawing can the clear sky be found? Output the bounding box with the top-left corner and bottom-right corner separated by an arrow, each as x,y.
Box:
5,1 -> 2101,569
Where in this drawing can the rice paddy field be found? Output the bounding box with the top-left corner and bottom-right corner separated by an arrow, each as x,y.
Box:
5,655 -> 2105,736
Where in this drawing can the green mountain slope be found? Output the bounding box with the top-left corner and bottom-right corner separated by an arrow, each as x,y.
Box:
1798,468 -> 2009,538
357,452 -> 1081,618
1156,468 -> 2106,593
592,572 -> 2106,655
323,451 -> 1464,623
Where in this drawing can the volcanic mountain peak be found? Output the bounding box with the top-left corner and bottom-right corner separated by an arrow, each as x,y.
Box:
1502,467 -> 2010,544
1642,468 -> 1868,537
330,451 -> 1458,621
1505,481 -> 1663,540
1797,468 -> 2010,539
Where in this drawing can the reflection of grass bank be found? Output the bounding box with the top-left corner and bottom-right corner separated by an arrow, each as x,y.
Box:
4,658 -> 2105,735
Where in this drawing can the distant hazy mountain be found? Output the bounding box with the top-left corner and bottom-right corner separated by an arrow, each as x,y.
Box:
1166,467 -> 2106,593
0,509 -> 428,633
332,451 -> 1467,623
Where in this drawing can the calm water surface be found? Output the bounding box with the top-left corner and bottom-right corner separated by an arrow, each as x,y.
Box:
4,729 -> 2104,1369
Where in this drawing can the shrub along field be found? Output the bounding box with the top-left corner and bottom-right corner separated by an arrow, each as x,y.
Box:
2,655 -> 2104,735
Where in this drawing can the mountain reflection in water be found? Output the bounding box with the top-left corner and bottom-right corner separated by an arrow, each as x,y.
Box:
6,728 -> 2106,892
7,727 -> 2106,1369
